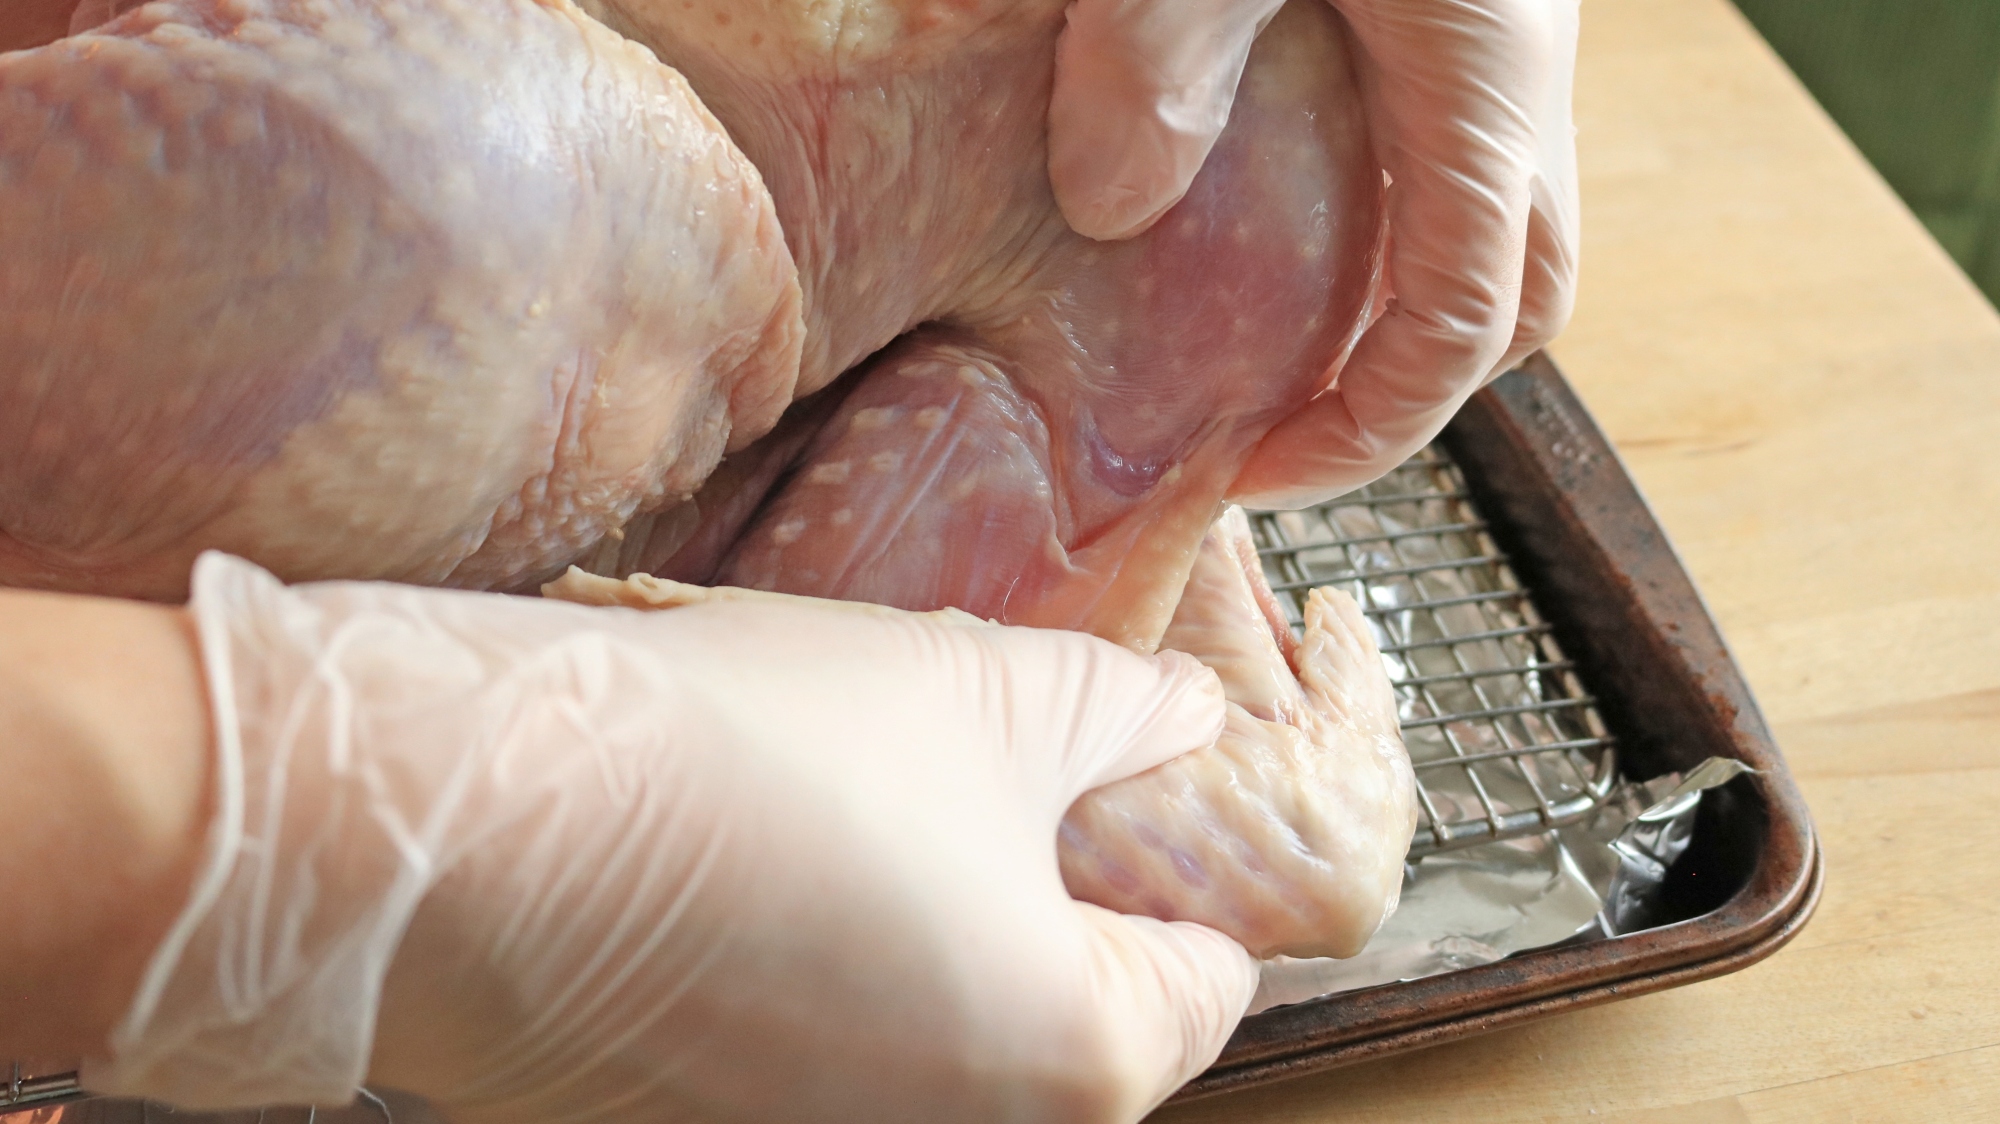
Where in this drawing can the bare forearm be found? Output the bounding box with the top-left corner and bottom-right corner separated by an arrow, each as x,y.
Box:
0,589 -> 211,1059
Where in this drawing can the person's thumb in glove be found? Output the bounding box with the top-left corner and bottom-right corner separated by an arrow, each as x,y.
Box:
1049,0 -> 1285,242
931,623 -> 1261,1118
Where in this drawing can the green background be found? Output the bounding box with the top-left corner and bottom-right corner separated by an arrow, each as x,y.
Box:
1732,0 -> 2000,306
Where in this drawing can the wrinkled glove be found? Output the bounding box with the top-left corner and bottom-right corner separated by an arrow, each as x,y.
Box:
1049,0 -> 1580,508
82,552 -> 1251,1124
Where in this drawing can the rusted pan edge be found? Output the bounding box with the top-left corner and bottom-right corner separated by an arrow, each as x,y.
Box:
1176,353 -> 1821,1098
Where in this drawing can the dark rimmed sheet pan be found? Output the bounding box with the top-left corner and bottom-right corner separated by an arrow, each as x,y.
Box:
1174,353 -> 1821,1100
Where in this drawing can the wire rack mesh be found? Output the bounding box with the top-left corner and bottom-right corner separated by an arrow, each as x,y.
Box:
2,442 -> 1619,1119
1248,442 -> 1619,857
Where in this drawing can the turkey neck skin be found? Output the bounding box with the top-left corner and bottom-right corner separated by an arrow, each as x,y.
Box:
592,0 -> 1384,651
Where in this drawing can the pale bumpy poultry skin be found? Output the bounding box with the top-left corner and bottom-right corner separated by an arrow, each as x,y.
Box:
0,0 -> 802,598
567,0 -> 1414,955
3,0 -> 1377,634
549,506 -> 1417,960
600,0 -> 1383,650
1059,510 -> 1416,959
3,0 -> 1412,958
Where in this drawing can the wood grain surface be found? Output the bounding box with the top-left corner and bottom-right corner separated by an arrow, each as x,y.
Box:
1151,0 -> 2000,1118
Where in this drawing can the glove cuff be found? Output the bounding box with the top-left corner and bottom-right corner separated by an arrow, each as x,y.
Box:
84,553 -> 442,1109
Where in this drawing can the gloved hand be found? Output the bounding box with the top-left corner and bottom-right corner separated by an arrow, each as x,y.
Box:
82,553 -> 1253,1124
1049,0 -> 1581,508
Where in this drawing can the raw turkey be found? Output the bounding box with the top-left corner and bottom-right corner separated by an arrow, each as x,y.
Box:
566,0 -> 1416,954
551,507 -> 1418,959
0,0 -> 1416,957
581,0 -> 1385,649
0,0 -> 803,597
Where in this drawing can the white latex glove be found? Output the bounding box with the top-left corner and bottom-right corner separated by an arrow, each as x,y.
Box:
82,553 -> 1253,1124
1049,0 -> 1581,507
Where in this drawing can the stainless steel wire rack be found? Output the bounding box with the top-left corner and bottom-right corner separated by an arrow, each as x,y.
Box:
1248,443 -> 1620,858
4,440 -> 1621,1120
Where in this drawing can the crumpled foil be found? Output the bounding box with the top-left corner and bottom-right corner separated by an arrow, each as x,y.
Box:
1250,756 -> 1754,1013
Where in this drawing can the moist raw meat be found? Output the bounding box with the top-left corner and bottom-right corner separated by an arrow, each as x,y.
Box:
589,0 -> 1383,650
549,507 -> 1418,959
2,0 -> 1414,956
0,0 -> 802,598
1058,509 -> 1415,958
572,1 -> 1418,954
2,0 -> 1377,625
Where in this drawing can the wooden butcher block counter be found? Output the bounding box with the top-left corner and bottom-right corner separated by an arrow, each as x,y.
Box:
1152,0 -> 2000,1119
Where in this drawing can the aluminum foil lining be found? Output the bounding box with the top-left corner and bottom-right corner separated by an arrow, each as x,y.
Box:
1251,757 -> 1754,1013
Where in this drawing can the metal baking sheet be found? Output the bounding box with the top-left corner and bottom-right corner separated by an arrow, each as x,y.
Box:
0,355 -> 1820,1117
1176,354 -> 1820,1099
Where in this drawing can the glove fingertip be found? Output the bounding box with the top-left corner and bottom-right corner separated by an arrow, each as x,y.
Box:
1124,649 -> 1226,769
1047,4 -> 1217,243
1047,132 -> 1192,242
1151,649 -> 1226,735
1058,645 -> 1223,803
1073,906 -> 1259,1116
